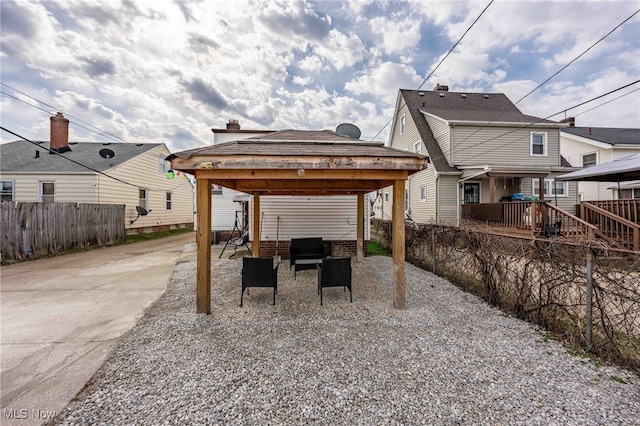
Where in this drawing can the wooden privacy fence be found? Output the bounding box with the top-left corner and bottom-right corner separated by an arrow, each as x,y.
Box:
1,202 -> 126,262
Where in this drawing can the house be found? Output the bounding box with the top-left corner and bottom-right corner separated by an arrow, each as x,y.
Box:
208,120 -> 374,251
0,113 -> 194,233
560,121 -> 640,200
383,86 -> 578,225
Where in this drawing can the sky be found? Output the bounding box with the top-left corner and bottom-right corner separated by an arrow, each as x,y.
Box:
1,0 -> 639,152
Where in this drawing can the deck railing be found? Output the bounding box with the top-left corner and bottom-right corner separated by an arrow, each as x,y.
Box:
583,199 -> 639,224
580,202 -> 640,251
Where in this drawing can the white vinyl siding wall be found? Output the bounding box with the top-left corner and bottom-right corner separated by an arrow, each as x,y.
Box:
452,126 -> 561,167
255,195 -> 370,241
0,173 -> 98,202
424,115 -> 451,164
98,146 -> 193,229
212,189 -> 247,231
521,177 -> 578,215
438,175 -> 459,224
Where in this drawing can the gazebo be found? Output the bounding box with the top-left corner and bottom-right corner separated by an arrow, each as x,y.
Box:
168,130 -> 428,314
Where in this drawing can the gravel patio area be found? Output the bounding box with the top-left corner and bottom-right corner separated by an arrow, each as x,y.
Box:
52,245 -> 640,425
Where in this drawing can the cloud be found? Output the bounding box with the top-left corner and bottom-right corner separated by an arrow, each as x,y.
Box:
314,29 -> 366,70
82,57 -> 117,77
256,1 -> 331,42
181,78 -> 229,109
345,62 -> 423,106
187,33 -> 220,54
369,15 -> 422,55
292,76 -> 313,86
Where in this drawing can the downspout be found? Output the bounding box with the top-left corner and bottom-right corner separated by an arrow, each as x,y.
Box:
456,165 -> 492,226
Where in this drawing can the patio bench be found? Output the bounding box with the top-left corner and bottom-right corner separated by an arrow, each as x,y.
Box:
289,237 -> 329,278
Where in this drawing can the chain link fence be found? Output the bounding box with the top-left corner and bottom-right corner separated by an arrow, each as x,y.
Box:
371,219 -> 640,373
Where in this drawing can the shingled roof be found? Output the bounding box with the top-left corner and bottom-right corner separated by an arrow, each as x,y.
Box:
0,140 -> 162,173
562,127 -> 640,146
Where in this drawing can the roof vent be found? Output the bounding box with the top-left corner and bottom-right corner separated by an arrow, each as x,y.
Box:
434,83 -> 449,92
461,94 -> 467,98
418,91 -> 424,96
439,93 -> 445,97
483,94 -> 489,99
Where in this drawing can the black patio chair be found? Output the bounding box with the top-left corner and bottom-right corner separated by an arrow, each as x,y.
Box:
241,257 -> 278,307
316,257 -> 352,306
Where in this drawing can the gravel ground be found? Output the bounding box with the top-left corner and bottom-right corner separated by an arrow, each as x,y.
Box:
52,245 -> 640,425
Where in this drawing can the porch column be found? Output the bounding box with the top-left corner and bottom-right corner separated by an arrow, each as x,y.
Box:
489,176 -> 496,203
392,180 -> 406,309
537,176 -> 545,201
252,194 -> 260,257
357,193 -> 364,263
196,178 -> 212,314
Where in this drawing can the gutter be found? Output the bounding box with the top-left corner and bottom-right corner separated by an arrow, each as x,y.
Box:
456,165 -> 491,226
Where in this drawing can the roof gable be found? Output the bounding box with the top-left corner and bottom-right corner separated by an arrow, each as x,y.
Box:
0,141 -> 163,174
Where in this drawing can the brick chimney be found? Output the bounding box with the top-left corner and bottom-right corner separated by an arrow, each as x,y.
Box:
226,119 -> 240,130
434,83 -> 449,92
559,117 -> 575,127
50,112 -> 71,153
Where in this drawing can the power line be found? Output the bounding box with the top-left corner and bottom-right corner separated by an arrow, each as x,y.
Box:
0,126 -> 190,193
573,87 -> 640,118
369,0 -> 494,142
0,83 -> 130,143
451,7 -> 640,153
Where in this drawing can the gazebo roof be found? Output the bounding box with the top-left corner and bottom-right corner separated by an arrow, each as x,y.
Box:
168,129 -> 428,196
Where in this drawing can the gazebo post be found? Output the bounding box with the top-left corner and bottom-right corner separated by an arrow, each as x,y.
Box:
392,180 -> 406,309
252,194 -> 260,257
357,193 -> 364,263
196,178 -> 212,314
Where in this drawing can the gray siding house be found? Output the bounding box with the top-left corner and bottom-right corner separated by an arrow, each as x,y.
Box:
384,86 -> 578,224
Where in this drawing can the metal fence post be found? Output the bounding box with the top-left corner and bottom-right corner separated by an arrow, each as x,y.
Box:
585,248 -> 593,349
432,227 -> 437,274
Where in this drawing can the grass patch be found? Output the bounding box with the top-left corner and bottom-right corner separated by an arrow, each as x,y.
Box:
367,241 -> 390,256
611,375 -> 628,384
125,228 -> 194,244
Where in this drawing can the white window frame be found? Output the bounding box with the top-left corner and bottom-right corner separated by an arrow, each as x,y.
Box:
139,188 -> 149,209
413,141 -> 421,154
404,188 -> 409,211
159,156 -> 170,173
166,192 -> 172,210
530,132 -> 547,156
532,178 -> 569,197
39,181 -> 55,203
419,186 -> 426,201
1,180 -> 14,202
582,152 -> 597,168
400,114 -> 406,134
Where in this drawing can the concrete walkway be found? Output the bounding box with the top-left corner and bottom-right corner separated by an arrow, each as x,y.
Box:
0,233 -> 202,425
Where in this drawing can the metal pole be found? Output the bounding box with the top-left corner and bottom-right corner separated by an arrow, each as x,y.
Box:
585,248 -> 593,349
432,227 -> 437,274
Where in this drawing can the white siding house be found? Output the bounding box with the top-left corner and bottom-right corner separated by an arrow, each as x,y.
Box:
560,125 -> 640,201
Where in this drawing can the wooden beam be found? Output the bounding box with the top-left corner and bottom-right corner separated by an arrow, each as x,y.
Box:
538,176 -> 545,201
194,168 -> 409,181
357,193 -> 364,263
392,180 -> 406,309
196,178 -> 212,314
253,194 -> 260,257
489,176 -> 495,203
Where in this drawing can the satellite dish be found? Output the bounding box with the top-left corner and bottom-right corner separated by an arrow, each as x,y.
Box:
336,123 -> 361,139
99,148 -> 115,166
130,205 -> 151,224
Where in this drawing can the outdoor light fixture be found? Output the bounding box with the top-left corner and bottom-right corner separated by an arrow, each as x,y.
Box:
297,167 -> 305,177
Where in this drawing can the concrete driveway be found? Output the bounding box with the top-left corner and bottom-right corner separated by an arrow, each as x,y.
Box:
0,232 -> 198,425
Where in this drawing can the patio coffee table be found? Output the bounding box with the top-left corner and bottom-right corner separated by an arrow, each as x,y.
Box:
293,259 -> 322,279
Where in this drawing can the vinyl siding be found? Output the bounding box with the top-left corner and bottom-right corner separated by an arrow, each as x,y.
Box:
452,126 -> 562,167
424,115 -> 451,164
438,175 -> 459,224
98,146 -> 194,229
255,195 -> 370,241
0,173 -> 97,202
407,167 -> 438,224
521,176 -> 578,215
212,189 -> 247,231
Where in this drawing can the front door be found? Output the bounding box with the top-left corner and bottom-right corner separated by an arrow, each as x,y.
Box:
463,182 -> 480,204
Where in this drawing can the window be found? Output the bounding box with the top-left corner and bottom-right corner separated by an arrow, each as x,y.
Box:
582,153 -> 597,167
166,192 -> 172,210
159,156 -> 170,173
530,132 -> 547,156
533,179 -> 568,197
420,186 -> 426,201
384,192 -> 389,202
1,181 -> 14,201
413,141 -> 421,154
40,182 -> 54,202
400,114 -> 406,134
212,184 -> 223,195
139,188 -> 148,209
404,188 -> 409,211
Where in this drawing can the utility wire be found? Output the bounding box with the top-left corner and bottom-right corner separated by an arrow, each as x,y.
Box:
573,87 -> 640,118
0,126 -> 190,192
369,0 -> 494,142
452,7 -> 640,153
0,83 -> 129,143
